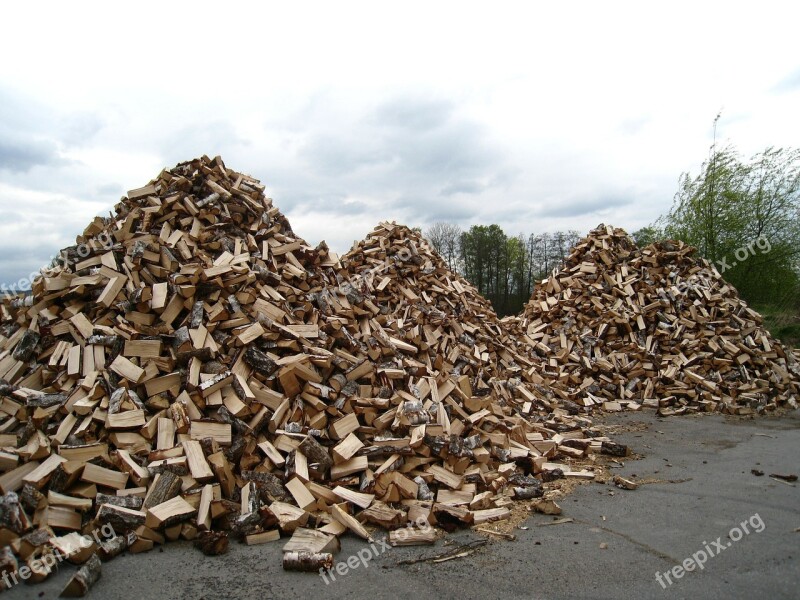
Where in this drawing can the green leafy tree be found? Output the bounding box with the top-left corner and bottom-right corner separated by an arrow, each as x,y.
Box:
460,225 -> 509,314
506,234 -> 529,315
658,130 -> 800,306
665,147 -> 748,260
631,225 -> 662,248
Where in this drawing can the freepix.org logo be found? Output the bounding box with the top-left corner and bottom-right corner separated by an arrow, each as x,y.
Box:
714,235 -> 771,274
655,513 -> 765,589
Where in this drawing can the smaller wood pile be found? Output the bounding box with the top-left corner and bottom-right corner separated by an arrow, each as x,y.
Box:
513,224 -> 800,416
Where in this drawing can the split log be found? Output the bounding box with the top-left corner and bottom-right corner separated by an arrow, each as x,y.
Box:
97,533 -> 131,561
282,551 -> 333,572
282,528 -> 340,554
60,553 -> 101,597
142,471 -> 182,510
194,531 -> 229,555
0,491 -> 32,534
96,504 -> 146,532
298,435 -> 332,475
388,527 -> 436,546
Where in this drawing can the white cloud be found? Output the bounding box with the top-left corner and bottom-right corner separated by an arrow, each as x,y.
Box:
0,183 -> 108,286
1,0 -> 799,285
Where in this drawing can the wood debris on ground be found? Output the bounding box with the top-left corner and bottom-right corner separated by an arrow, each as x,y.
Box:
507,225 -> 800,416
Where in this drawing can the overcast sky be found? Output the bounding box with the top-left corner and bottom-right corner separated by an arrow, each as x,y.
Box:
1,1 -> 799,287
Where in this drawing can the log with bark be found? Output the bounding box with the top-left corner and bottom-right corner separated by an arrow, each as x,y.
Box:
60,553 -> 101,597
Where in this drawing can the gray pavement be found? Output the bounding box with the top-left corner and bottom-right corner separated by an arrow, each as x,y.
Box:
5,411 -> 799,600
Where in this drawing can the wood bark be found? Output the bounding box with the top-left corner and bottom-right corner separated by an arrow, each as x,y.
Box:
60,553 -> 101,597
282,551 -> 333,572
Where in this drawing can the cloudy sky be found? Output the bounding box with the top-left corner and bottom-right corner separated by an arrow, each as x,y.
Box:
1,1 -> 799,287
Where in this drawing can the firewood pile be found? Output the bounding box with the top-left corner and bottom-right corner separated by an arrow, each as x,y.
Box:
514,224 -> 800,416
0,157 -> 616,592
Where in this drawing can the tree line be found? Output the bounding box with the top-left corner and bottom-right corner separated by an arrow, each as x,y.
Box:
425,223 -> 580,316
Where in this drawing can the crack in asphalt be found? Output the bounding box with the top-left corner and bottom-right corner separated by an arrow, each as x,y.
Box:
572,518 -> 681,564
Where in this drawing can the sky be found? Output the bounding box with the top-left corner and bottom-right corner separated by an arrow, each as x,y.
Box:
1,1 -> 799,287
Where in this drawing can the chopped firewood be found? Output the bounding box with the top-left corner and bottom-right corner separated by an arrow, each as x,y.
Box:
332,433 -> 364,464
332,486 -> 375,509
0,451 -> 19,472
329,413 -> 359,441
50,532 -> 96,564
142,471 -> 182,510
25,547 -> 57,583
269,501 -> 309,533
612,475 -> 639,490
182,441 -> 214,481
330,456 -> 368,479
359,502 -> 407,529
22,454 -> 66,489
45,505 -> 82,530
601,442 -> 630,457
427,466 -> 463,490
107,410 -> 146,430
129,534 -> 155,553
246,530 -> 281,545
469,491 -> 495,510
388,527 -> 437,546
60,553 -> 101,597
282,527 -> 340,554
97,533 -> 131,561
512,486 -> 541,500
0,546 -> 18,583
319,519 -> 348,536
532,499 -> 562,515
472,507 -> 511,524
283,551 -> 333,572
196,484 -> 214,531
285,478 -> 317,511
297,435 -> 332,475
97,504 -> 146,532
0,464 -> 42,495
257,440 -> 285,468
433,504 -> 473,530
436,489 -> 474,506
81,463 -> 129,490
109,356 -> 145,384
189,422 -> 231,446
512,225 -> 798,416
145,495 -> 196,529
194,531 -> 229,556
331,503 -> 372,541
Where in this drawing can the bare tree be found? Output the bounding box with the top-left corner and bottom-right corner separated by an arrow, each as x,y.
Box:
424,222 -> 462,273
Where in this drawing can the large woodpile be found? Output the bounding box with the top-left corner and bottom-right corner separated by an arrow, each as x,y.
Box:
0,157 -> 614,590
513,224 -> 800,416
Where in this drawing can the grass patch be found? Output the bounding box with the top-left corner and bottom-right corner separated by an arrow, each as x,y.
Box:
753,304 -> 800,348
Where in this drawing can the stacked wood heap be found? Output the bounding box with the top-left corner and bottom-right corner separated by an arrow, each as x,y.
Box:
0,157 -> 618,590
512,224 -> 800,416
